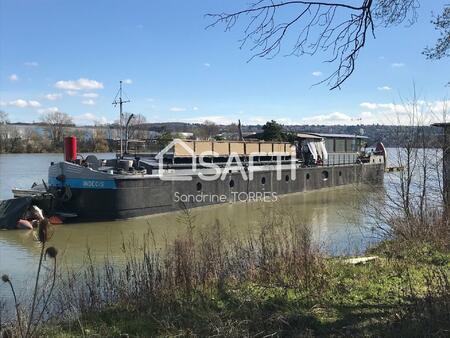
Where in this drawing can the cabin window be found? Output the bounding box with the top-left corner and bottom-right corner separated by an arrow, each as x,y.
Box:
229,179 -> 235,188
325,138 -> 334,152
285,175 -> 289,182
306,173 -> 310,180
196,182 -> 202,191
356,138 -> 363,150
335,139 -> 345,152
339,171 -> 342,177
322,170 -> 329,181
346,139 -> 356,152
261,177 -> 266,185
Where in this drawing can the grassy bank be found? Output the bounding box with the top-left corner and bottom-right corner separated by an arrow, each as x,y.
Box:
42,253 -> 449,337
2,212 -> 447,338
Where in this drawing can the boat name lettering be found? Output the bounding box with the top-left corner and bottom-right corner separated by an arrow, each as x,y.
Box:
83,180 -> 105,188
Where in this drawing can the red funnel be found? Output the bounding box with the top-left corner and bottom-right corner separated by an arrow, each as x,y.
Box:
64,136 -> 77,161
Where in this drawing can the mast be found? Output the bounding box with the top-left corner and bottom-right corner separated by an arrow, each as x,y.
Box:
112,80 -> 130,157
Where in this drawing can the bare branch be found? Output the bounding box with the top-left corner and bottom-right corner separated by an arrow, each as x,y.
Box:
207,0 -> 418,90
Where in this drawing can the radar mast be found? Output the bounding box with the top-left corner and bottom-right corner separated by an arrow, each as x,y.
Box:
112,80 -> 130,158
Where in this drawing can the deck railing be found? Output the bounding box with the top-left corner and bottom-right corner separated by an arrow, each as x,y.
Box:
324,152 -> 359,166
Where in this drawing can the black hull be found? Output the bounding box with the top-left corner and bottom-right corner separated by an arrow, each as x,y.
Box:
58,164 -> 384,222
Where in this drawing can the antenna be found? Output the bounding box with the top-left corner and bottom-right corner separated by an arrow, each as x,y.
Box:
112,80 -> 130,157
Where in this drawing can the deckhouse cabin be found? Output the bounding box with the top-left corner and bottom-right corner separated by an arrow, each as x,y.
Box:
312,133 -> 367,165
296,133 -> 368,166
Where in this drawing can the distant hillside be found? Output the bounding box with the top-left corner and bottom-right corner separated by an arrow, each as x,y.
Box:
6,121 -> 443,148
281,124 -> 442,147
137,122 -> 442,147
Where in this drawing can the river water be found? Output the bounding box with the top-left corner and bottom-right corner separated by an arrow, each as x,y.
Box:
0,152 -> 393,303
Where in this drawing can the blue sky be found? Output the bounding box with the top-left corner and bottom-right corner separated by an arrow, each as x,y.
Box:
1,0 -> 449,126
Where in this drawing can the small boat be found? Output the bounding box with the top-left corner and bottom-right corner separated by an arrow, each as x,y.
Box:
12,182 -> 47,198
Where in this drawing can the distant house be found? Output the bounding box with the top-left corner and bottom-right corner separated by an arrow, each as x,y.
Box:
7,124 -> 46,138
177,132 -> 194,139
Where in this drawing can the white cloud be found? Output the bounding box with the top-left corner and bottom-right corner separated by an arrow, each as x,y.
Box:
391,62 -> 405,68
244,116 -> 266,124
312,71 -> 322,77
360,102 -> 408,113
170,107 -> 186,112
275,118 -> 301,124
123,79 -> 133,84
377,103 -> 408,113
82,99 -> 96,105
45,93 -> 62,100
170,100 -> 450,126
356,99 -> 450,125
429,100 -> 450,113
360,102 -> 378,109
66,90 -> 78,96
360,111 -> 373,118
24,61 -> 38,67
28,100 -> 41,107
37,107 -> 59,114
181,115 -> 235,124
7,99 -> 41,108
302,112 -> 353,125
9,99 -> 28,108
204,63 -> 211,67
82,92 -> 99,98
377,86 -> 391,91
55,78 -> 103,91
193,106 -> 199,111
74,113 -> 108,125
9,74 -> 19,81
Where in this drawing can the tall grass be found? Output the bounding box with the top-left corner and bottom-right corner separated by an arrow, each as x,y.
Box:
1,207 -> 449,337
1,219 -> 58,338
53,210 -> 327,319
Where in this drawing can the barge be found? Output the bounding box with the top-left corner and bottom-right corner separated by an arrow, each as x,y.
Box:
7,83 -> 386,223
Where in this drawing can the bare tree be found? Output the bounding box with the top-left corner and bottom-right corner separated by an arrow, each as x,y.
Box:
195,120 -> 220,140
0,111 -> 9,153
40,111 -> 74,147
5,127 -> 23,153
23,127 -> 48,153
225,122 -> 241,140
92,125 -> 110,152
124,113 -> 148,140
361,91 -> 449,244
424,4 -> 450,60
0,111 -> 8,124
208,0 -> 419,89
0,112 -> 23,153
